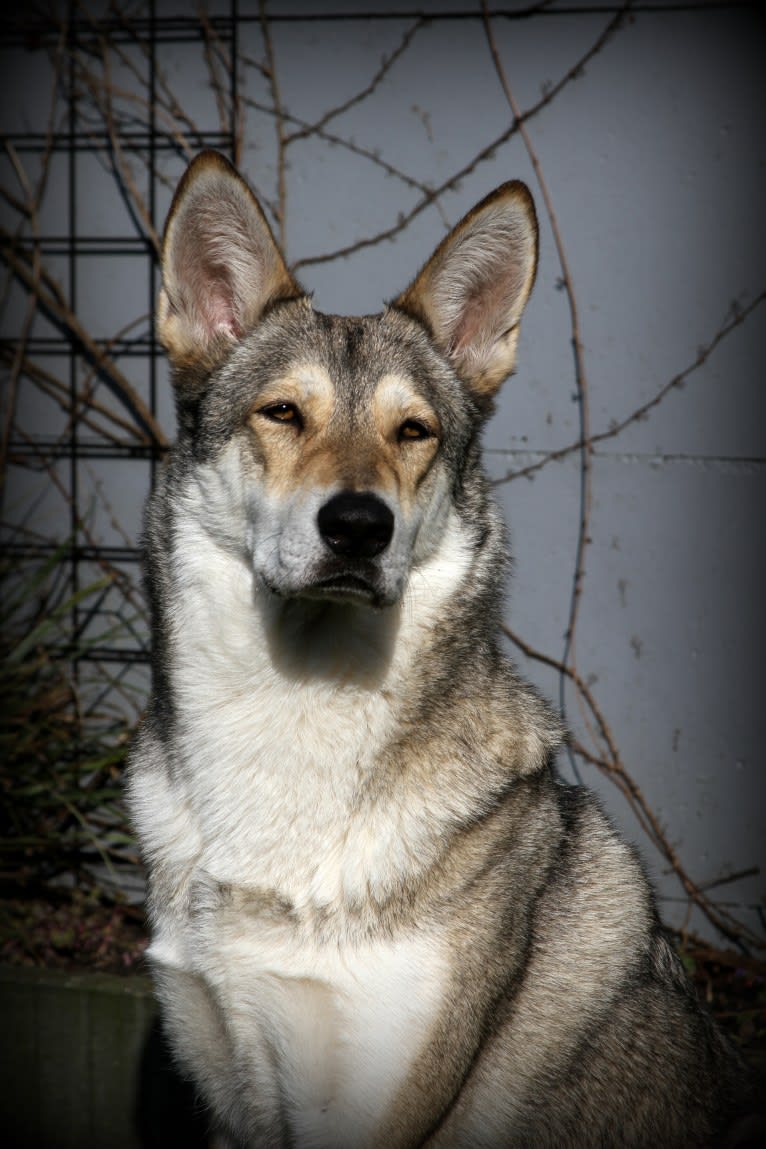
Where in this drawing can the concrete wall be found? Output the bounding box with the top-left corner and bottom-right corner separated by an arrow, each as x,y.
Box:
0,967 -> 156,1149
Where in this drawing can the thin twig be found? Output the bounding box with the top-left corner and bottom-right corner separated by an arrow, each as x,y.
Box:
60,4 -> 198,157
0,30 -> 65,481
284,17 -> 426,145
240,85 -> 451,228
200,8 -> 233,145
504,624 -> 763,950
259,1 -> 287,250
198,6 -> 245,163
100,40 -> 160,251
1,148 -> 43,483
1,235 -> 167,446
482,0 -> 600,789
493,290 -> 766,486
67,313 -> 153,439
0,347 -> 143,445
291,4 -> 629,271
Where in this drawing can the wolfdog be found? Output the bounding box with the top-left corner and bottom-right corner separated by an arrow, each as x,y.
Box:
128,150 -> 748,1147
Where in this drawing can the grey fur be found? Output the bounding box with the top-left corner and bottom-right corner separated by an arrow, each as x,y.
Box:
127,152 -> 750,1148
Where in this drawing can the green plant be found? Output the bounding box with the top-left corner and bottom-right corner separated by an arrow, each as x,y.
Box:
0,546 -> 141,896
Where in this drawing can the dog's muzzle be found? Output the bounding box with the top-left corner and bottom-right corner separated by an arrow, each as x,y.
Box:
305,491 -> 395,605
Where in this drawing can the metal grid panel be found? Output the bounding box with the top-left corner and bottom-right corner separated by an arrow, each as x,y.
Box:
2,1 -> 239,671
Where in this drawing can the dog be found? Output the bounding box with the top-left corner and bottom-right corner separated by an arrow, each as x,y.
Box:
127,150 -> 749,1148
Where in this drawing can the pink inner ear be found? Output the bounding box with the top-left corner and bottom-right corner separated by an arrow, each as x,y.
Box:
451,295 -> 485,354
203,283 -> 241,339
451,269 -> 523,355
174,227 -> 244,342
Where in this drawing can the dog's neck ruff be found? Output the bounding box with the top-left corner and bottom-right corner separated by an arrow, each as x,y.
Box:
158,491 -> 477,911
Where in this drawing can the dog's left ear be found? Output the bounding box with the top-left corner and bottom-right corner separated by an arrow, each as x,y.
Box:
395,182 -> 538,403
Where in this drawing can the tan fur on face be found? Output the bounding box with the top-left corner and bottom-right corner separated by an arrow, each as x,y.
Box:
247,364 -> 338,493
372,374 -> 440,511
248,367 -> 440,509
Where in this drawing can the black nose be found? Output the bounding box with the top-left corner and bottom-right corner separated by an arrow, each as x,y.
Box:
317,491 -> 394,560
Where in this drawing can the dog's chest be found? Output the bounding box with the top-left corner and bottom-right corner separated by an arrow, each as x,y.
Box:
188,916 -> 448,1147
174,674 -> 395,901
144,533 -> 456,1140
161,539 -> 420,904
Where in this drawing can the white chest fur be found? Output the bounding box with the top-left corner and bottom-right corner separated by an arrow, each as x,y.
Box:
168,557 -> 405,906
157,503 -> 471,908
170,913 -> 449,1148
134,500 -> 473,1143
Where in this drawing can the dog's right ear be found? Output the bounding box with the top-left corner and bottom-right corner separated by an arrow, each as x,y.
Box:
158,150 -> 303,381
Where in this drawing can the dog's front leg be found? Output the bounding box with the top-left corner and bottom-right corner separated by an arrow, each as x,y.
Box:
151,961 -> 290,1148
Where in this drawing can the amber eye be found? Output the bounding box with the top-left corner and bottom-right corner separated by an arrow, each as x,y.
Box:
398,419 -> 432,442
259,402 -> 303,428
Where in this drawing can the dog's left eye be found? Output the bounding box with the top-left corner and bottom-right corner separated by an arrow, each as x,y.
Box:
398,419 -> 432,442
259,402 -> 303,427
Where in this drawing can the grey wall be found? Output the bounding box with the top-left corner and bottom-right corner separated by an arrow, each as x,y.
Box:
3,1 -> 764,945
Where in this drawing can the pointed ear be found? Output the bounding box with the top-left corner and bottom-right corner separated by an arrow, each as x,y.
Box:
158,150 -> 303,379
395,182 -> 538,403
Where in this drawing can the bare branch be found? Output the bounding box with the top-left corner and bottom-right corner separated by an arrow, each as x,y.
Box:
291,4 -> 630,271
493,289 -> 766,486
284,17 -> 426,146
1,235 -> 167,446
259,1 -> 287,249
504,624 -> 764,951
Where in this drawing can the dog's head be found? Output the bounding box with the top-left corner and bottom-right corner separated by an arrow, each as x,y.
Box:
157,151 -> 537,609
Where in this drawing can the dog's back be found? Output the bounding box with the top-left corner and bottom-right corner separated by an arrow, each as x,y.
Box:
128,151 -> 750,1148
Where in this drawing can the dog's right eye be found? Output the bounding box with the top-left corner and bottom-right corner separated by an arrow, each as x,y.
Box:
259,402 -> 303,428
